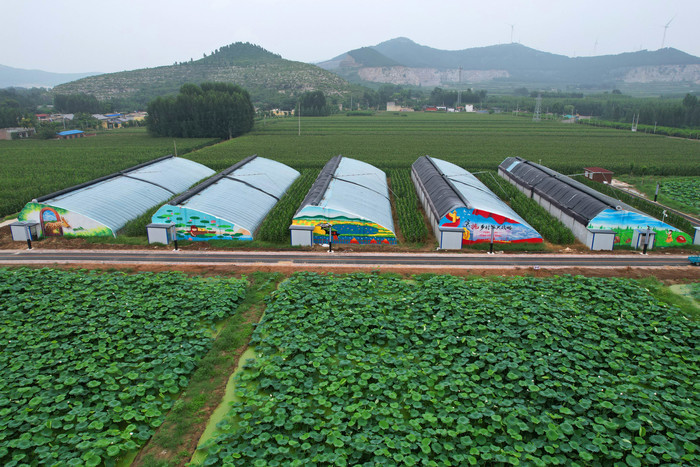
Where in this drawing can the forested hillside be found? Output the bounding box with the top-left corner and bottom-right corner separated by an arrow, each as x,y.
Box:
53,43 -> 352,110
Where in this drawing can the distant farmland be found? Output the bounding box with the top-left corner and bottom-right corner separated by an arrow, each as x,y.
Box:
187,112 -> 700,175
1,113 -> 698,219
0,130 -> 217,217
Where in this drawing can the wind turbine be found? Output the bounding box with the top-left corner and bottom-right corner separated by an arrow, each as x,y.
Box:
661,16 -> 675,49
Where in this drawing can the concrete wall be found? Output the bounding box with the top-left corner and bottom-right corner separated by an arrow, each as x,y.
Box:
499,170 -> 591,246
411,169 -> 442,242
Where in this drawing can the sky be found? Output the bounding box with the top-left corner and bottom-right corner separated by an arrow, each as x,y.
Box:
3,0 -> 699,74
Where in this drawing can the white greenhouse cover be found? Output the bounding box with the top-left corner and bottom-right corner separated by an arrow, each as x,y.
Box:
312,157 -> 394,231
43,157 -> 214,234
432,158 -> 531,226
177,157 -> 300,233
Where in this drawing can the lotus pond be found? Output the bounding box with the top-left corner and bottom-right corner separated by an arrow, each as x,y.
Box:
0,268 -> 246,466
198,272 -> 699,466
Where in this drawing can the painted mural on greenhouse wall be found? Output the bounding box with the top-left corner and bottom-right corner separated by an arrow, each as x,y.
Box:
587,209 -> 690,247
292,207 -> 397,245
152,205 -> 252,241
441,208 -> 543,245
18,202 -> 113,237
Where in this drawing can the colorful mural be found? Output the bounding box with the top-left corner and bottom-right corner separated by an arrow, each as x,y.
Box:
292,207 -> 397,245
18,202 -> 112,237
587,209 -> 689,247
440,208 -> 543,245
152,205 -> 252,241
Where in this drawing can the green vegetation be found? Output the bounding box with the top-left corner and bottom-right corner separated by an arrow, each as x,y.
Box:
298,91 -> 331,117
0,88 -> 52,127
146,83 -> 254,139
52,42 -> 352,110
257,170 -> 318,243
658,178 -> 700,212
0,268 -> 246,466
617,176 -> 700,217
1,268 -> 698,465
0,128 -> 217,217
577,118 -> 700,140
346,47 -> 401,68
186,113 -> 700,176
389,169 -> 428,243
53,94 -> 102,114
196,272 -> 700,465
477,172 -> 575,245
491,93 -> 700,132
135,271 -> 282,467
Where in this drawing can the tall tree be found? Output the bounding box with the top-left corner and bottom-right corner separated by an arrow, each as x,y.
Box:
146,83 -> 254,139
298,91 -> 330,116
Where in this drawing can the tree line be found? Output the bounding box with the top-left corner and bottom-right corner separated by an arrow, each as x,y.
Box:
490,91 -> 700,128
145,82 -> 255,139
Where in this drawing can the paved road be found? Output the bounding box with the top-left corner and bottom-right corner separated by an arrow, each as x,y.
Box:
0,249 -> 692,268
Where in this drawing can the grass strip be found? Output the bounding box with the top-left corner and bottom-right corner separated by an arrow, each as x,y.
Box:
131,271 -> 284,467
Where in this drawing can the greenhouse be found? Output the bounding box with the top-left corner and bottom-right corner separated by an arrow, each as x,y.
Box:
412,156 -> 542,249
17,156 -> 214,238
151,156 -> 299,241
290,155 -> 397,246
498,157 -> 688,249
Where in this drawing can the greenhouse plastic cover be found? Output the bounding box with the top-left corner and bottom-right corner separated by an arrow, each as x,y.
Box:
297,156 -> 394,232
38,157 -> 214,234
174,157 -> 300,233
413,156 -> 530,226
499,157 -> 638,224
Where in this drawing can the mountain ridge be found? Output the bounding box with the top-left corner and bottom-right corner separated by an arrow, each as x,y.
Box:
3,38 -> 700,105
0,64 -> 101,89
317,37 -> 700,88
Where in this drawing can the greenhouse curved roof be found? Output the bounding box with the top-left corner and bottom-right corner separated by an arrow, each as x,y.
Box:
295,156 -> 394,232
413,156 -> 530,225
164,155 -> 299,234
32,156 -> 214,234
499,157 -> 638,224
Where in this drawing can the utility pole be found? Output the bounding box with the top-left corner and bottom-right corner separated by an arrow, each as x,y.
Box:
532,93 -> 542,122
457,67 -> 462,108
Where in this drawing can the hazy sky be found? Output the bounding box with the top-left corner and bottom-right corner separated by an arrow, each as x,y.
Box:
4,0 -> 699,73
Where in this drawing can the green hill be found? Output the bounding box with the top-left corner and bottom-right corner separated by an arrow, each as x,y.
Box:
53,42 -> 352,109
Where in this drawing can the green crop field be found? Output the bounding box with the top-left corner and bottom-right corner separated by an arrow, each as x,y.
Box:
617,176 -> 700,217
187,113 -> 700,176
0,268 -> 246,466
0,129 -> 217,217
1,269 -> 698,465
194,272 -> 699,466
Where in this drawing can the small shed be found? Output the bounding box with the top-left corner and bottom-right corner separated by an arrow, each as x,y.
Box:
583,167 -> 614,184
57,130 -> 85,139
0,127 -> 34,140
585,229 -> 616,251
